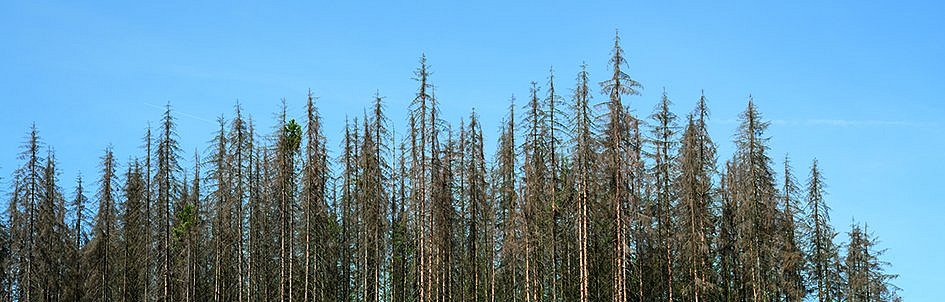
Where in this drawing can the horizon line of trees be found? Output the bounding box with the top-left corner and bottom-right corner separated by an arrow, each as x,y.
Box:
2,33 -> 900,302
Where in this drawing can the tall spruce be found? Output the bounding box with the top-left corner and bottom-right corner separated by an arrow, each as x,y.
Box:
229,104 -> 252,302
647,89 -> 678,302
544,67 -> 567,302
778,155 -> 806,301
408,55 -> 436,302
86,148 -> 118,302
806,160 -> 843,302
210,116 -> 236,302
301,92 -> 331,302
494,98 -> 520,302
12,125 -> 45,302
35,149 -> 68,302
391,142 -> 412,302
599,31 -> 641,302
844,223 -> 899,301
173,151 -> 206,302
339,119 -> 359,302
521,82 -> 546,302
463,111 -> 492,302
732,98 -> 780,300
570,63 -> 597,302
275,101 -> 302,302
674,95 -> 717,302
426,89 -> 454,302
67,174 -> 89,301
121,160 -> 148,300
142,125 -> 154,302
356,93 -> 391,302
718,159 -> 740,301
154,105 -> 181,302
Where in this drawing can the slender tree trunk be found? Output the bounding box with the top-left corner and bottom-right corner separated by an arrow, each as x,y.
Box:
145,128 -> 152,302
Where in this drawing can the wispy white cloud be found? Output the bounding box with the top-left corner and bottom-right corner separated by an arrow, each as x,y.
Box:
143,102 -> 214,124
795,119 -> 937,128
713,118 -> 938,128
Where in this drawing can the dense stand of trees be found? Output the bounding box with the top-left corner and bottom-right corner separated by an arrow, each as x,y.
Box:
1,34 -> 900,302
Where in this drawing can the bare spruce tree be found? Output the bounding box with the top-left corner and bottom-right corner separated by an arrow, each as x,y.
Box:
805,159 -> 843,302
674,94 -> 717,302
844,223 -> 900,301
778,155 -> 806,301
462,111 -> 492,302
154,105 -> 181,302
67,174 -> 89,301
732,98 -> 780,300
599,30 -> 641,302
12,125 -> 45,302
122,160 -> 149,300
494,98 -> 521,302
300,91 -> 331,302
647,89 -> 678,302
521,82 -> 547,302
569,63 -> 597,302
35,149 -> 69,302
210,116 -> 236,302
86,148 -> 118,302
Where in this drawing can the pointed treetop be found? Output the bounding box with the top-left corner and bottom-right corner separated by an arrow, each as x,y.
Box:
696,91 -> 709,123
601,30 -> 642,103
613,28 -> 621,49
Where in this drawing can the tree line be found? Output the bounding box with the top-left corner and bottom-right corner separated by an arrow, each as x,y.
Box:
2,34 -> 900,302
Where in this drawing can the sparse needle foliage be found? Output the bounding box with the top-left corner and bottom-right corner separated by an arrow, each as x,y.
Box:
0,34 -> 901,302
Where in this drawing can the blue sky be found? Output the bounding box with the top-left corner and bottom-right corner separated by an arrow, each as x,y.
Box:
1,1 -> 942,299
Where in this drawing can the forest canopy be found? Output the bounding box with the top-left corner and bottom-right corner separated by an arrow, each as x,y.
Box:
2,33 -> 899,302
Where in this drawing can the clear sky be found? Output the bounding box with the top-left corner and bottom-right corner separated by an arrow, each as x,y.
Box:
1,1 -> 942,299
